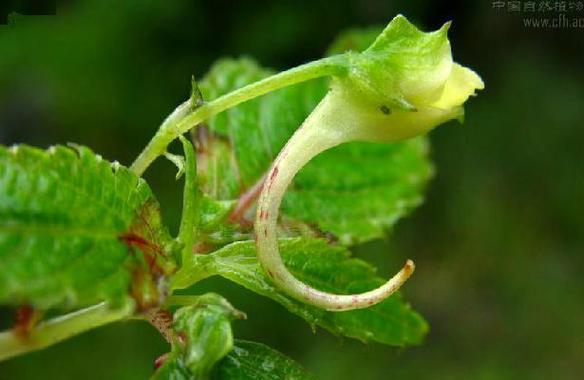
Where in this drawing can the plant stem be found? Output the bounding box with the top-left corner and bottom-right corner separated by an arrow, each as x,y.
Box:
0,301 -> 134,362
164,295 -> 205,306
144,308 -> 173,343
130,56 -> 347,177
170,255 -> 216,291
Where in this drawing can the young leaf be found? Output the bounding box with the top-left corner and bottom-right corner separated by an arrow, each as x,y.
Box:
196,58 -> 432,245
0,145 -> 175,310
214,340 -> 316,380
189,239 -> 427,346
151,293 -> 244,380
175,294 -> 243,377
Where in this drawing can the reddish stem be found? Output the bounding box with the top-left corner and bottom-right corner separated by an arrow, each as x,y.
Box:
13,305 -> 42,340
145,308 -> 174,343
228,174 -> 267,223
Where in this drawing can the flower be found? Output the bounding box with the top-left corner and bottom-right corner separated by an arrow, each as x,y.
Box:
254,15 -> 484,312
329,14 -> 484,143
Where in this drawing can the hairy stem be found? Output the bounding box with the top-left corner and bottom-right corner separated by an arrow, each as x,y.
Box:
255,91 -> 415,311
0,301 -> 134,361
130,56 -> 347,177
144,308 -> 173,343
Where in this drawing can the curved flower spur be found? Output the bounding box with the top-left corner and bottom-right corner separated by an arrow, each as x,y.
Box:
255,15 -> 484,311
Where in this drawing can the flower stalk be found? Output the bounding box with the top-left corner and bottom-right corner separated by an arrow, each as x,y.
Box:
130,56 -> 346,177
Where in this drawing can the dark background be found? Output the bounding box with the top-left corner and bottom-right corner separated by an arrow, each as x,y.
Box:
1,0 -> 583,379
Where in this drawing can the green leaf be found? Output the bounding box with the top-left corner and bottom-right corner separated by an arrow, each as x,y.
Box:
197,57 -> 432,245
198,196 -> 250,246
214,340 -> 315,380
153,339 -> 313,380
0,144 -> 175,310
198,58 -> 324,200
283,138 -> 432,244
192,238 -> 427,346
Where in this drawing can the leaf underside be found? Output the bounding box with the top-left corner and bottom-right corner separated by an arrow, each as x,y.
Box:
0,145 -> 173,309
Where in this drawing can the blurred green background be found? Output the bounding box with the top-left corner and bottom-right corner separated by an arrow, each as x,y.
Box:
1,0 -> 583,379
